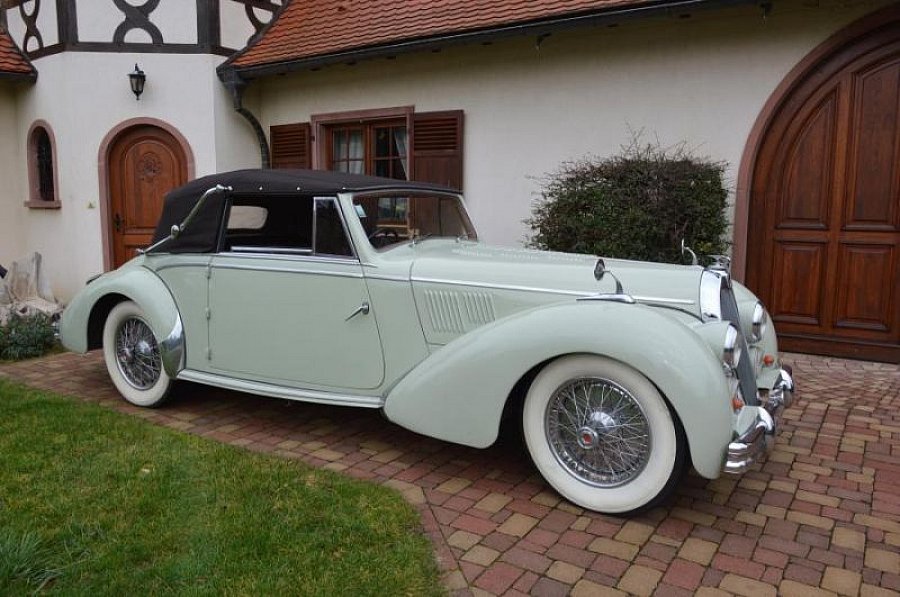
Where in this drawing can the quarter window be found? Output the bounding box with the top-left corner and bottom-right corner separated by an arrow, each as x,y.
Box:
221,196 -> 354,258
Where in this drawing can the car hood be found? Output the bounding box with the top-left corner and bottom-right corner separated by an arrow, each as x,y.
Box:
408,241 -> 704,312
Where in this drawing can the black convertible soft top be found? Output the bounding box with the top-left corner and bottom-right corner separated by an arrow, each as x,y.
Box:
151,169 -> 456,254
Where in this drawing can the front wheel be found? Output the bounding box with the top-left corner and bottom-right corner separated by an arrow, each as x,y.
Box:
102,301 -> 173,408
523,355 -> 686,514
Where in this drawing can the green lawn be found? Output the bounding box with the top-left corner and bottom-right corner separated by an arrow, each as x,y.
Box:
0,380 -> 443,596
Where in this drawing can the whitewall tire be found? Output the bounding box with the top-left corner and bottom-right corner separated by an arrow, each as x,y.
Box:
523,354 -> 685,514
102,301 -> 173,408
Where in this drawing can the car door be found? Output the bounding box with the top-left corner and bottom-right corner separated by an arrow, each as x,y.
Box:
207,196 -> 385,391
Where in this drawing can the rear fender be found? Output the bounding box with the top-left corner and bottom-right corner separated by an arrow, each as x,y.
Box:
383,301 -> 732,478
59,264 -> 184,376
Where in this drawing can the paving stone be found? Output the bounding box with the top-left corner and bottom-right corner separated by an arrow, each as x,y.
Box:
832,527 -> 866,552
617,564 -> 662,596
588,537 -> 639,561
473,562 -> 522,594
461,545 -> 500,566
546,560 -> 585,584
448,530 -> 481,551
779,579 -> 838,597
719,573 -> 777,597
864,548 -> 900,574
615,521 -> 655,545
497,513 -> 539,537
571,579 -> 627,596
662,558 -> 705,591
473,492 -> 512,513
676,537 -> 718,566
821,566 -> 861,596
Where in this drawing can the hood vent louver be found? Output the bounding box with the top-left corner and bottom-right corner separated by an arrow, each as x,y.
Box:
424,290 -> 495,334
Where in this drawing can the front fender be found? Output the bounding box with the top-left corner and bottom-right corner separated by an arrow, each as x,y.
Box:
383,301 -> 733,479
59,262 -> 185,376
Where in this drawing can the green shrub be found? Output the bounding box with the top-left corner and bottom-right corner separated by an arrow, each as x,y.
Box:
0,312 -> 58,361
527,140 -> 729,263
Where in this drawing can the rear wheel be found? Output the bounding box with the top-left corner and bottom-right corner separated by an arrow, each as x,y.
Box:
102,301 -> 172,407
523,355 -> 685,514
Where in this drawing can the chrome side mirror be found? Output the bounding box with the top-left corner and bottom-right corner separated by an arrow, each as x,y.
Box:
593,258 -> 625,294
681,239 -> 698,266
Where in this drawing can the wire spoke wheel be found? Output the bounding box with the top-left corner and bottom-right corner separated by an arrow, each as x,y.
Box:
545,378 -> 651,487
115,317 -> 162,390
103,301 -> 172,407
523,355 -> 684,514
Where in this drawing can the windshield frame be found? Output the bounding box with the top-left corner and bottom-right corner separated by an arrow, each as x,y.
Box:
346,189 -> 478,252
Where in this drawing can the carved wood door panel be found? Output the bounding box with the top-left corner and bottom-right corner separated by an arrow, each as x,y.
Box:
108,125 -> 187,268
747,29 -> 900,363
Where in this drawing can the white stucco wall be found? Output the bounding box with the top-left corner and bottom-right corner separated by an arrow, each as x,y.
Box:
75,0 -> 197,44
257,0 -> 887,249
10,52 -> 258,301
0,89 -> 23,269
220,0 -> 281,51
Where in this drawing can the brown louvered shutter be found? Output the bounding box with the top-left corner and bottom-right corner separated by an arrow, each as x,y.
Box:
270,123 -> 311,169
412,111 -> 463,190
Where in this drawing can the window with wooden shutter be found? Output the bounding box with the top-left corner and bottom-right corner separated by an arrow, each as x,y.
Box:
270,123 -> 311,169
412,111 -> 464,190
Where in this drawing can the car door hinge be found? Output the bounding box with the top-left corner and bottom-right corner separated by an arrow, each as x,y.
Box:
206,347 -> 212,360
205,308 -> 211,321
206,263 -> 212,279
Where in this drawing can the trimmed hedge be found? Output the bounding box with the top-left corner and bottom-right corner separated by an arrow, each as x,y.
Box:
527,141 -> 729,263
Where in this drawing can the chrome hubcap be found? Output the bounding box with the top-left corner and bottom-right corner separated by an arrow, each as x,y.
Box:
115,317 -> 161,390
545,378 -> 651,487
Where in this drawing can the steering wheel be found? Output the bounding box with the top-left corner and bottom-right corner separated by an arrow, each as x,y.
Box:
368,227 -> 400,248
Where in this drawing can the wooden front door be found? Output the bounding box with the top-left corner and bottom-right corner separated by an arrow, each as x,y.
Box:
747,21 -> 900,363
108,125 -> 187,268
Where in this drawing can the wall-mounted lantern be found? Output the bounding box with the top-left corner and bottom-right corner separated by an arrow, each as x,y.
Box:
128,64 -> 146,100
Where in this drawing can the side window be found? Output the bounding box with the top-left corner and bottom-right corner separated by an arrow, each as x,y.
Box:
314,198 -> 354,257
223,197 -> 313,254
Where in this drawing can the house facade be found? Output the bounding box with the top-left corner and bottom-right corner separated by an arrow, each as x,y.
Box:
1,0 -> 897,362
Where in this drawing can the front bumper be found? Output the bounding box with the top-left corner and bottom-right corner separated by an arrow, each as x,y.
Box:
723,367 -> 794,475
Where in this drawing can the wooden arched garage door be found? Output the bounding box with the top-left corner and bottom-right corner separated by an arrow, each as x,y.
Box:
107,125 -> 188,268
746,11 -> 900,363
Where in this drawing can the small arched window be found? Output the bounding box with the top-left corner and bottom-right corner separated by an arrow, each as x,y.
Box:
26,122 -> 60,208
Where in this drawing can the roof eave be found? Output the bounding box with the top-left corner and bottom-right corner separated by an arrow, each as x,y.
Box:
0,69 -> 37,83
219,0 -> 759,82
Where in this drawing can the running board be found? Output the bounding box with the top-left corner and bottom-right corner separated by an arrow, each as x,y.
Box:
177,369 -> 385,409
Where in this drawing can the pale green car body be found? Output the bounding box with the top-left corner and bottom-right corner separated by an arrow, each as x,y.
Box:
61,181 -> 791,500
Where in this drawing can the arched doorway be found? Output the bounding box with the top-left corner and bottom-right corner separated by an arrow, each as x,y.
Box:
744,8 -> 900,363
103,123 -> 190,268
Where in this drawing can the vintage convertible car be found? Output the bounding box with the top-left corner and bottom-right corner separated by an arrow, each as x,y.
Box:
61,169 -> 794,514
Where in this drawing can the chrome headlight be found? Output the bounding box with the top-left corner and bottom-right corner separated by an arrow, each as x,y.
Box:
751,302 -> 768,342
723,325 -> 742,370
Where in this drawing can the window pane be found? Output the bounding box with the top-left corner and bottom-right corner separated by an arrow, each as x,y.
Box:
348,130 -> 364,161
353,194 -> 476,251
333,130 -> 347,163
375,127 -> 391,158
36,129 -> 54,202
315,199 -> 353,256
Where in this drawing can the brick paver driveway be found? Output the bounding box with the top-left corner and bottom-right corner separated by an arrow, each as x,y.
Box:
1,352 -> 898,596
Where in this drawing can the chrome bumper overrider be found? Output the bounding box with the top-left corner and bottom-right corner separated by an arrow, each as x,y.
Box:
723,367 -> 794,475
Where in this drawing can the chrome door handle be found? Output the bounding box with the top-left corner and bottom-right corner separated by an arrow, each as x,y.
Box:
345,301 -> 370,321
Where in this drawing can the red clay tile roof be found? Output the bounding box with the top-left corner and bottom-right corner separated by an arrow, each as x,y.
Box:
0,28 -> 35,78
229,0 -> 700,71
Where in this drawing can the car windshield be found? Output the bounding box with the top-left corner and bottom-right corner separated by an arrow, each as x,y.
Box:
352,193 -> 477,251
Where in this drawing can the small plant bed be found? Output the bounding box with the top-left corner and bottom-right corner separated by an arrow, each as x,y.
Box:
0,312 -> 59,362
0,381 -> 442,595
